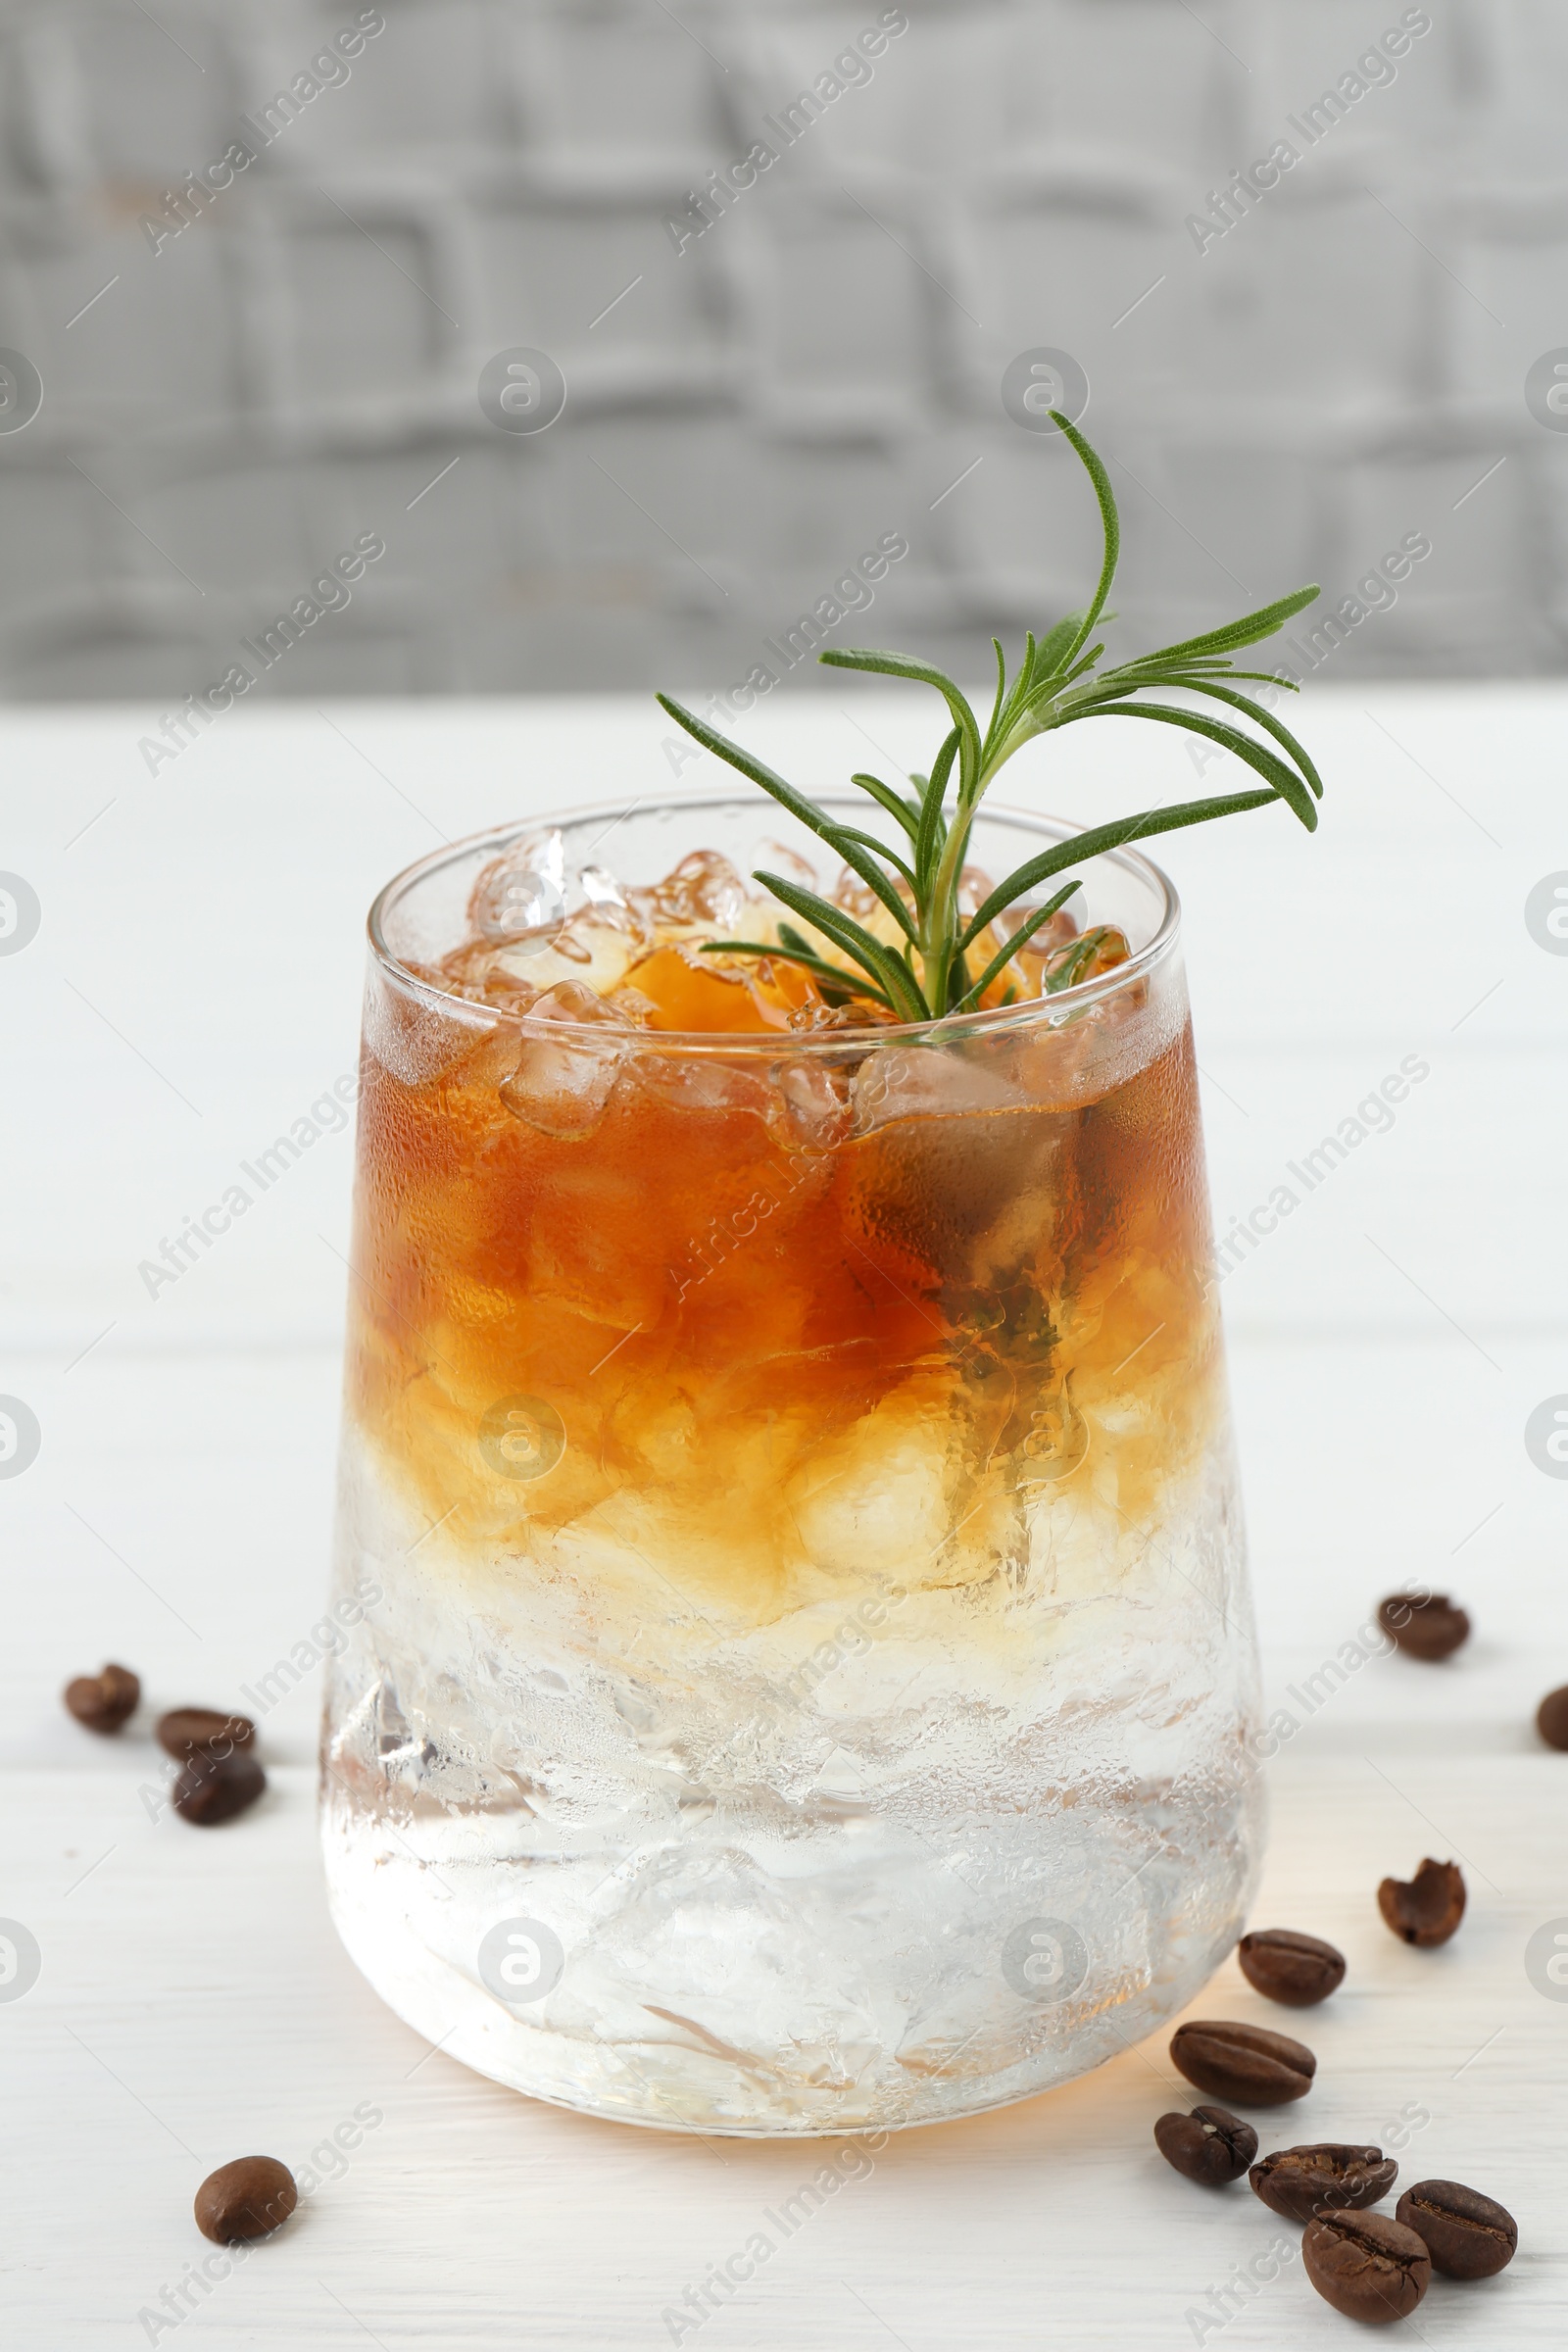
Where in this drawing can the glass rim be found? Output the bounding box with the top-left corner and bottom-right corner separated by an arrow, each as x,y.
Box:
367,790 -> 1182,1055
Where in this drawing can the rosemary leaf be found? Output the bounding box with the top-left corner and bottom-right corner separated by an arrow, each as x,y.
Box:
959,788 -> 1277,950
848,771 -> 922,842
915,727 -> 959,893
1042,927 -> 1111,995
700,938 -> 894,1011
1070,703 -> 1317,830
754,871 -> 930,1021
953,880 -> 1082,1012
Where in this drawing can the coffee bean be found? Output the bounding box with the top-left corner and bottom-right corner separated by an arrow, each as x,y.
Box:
1377,1857 -> 1465,1947
1378,1592 -> 1469,1661
1250,2142 -> 1397,2222
1237,1927 -> 1346,2007
194,2155 -> 297,2244
157,1707 -> 256,1762
1153,2104 -> 1258,2186
172,1751 -> 266,1827
63,1663 -> 139,1735
1537,1685 -> 1568,1750
1169,2020 -> 1316,2106
1303,2209 -> 1431,2324
1396,2179 -> 1517,2278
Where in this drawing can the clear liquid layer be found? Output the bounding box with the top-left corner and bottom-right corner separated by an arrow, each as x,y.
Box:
321,1427 -> 1262,2134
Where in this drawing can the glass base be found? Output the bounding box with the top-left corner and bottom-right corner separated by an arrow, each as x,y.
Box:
320,1780 -> 1261,2136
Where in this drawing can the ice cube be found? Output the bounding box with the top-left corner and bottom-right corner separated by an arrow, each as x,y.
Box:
499,981 -> 634,1137
834,865 -> 881,921
480,918 -> 643,1004
431,941 -> 544,1016
629,1052 -> 776,1117
578,863 -> 650,942
469,831 -> 568,948
631,849 -> 746,932
833,863 -> 916,927
852,1041 -> 1028,1133
786,1372 -> 958,1586
845,1052 -> 1077,1295
767,1055 -> 854,1152
760,839 -> 817,889
786,999 -> 878,1034
364,967 -> 518,1088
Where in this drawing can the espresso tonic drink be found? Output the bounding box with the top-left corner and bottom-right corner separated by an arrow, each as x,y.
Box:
320,795 -> 1262,2134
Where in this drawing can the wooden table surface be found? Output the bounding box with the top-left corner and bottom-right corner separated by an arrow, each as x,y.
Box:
3,685 -> 1565,2345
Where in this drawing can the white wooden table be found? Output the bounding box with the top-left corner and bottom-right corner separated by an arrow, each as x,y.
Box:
3,686 -> 1566,2345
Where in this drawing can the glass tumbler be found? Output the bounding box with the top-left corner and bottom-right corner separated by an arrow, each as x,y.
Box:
320,793 -> 1263,2135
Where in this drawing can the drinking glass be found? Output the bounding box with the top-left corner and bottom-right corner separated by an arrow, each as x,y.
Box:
320,793 -> 1263,2134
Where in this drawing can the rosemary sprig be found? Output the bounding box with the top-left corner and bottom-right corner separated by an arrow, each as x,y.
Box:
658,410 -> 1321,1022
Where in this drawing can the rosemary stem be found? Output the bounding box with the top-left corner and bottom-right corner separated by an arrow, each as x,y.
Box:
660,407 -> 1323,1026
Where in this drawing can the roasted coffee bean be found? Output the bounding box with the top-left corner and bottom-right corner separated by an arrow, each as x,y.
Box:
1377,1857 -> 1465,1947
172,1750 -> 266,1827
157,1707 -> 256,1762
1237,1927 -> 1346,2007
1153,2104 -> 1258,2186
1396,2179 -> 1517,2278
1250,2142 -> 1397,2222
63,1662 -> 139,1735
1536,1685 -> 1568,1751
194,2155 -> 297,2244
1169,2020 -> 1315,2106
1304,2209 -> 1430,2324
1377,1591 -> 1469,1661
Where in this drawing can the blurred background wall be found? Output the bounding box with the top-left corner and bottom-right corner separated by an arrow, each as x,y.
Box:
0,0 -> 1563,703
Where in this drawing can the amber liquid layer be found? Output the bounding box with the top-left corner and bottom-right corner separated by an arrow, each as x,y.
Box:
349,988 -> 1220,1591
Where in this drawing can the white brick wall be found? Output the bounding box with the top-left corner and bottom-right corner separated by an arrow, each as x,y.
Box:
0,0 -> 1561,699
